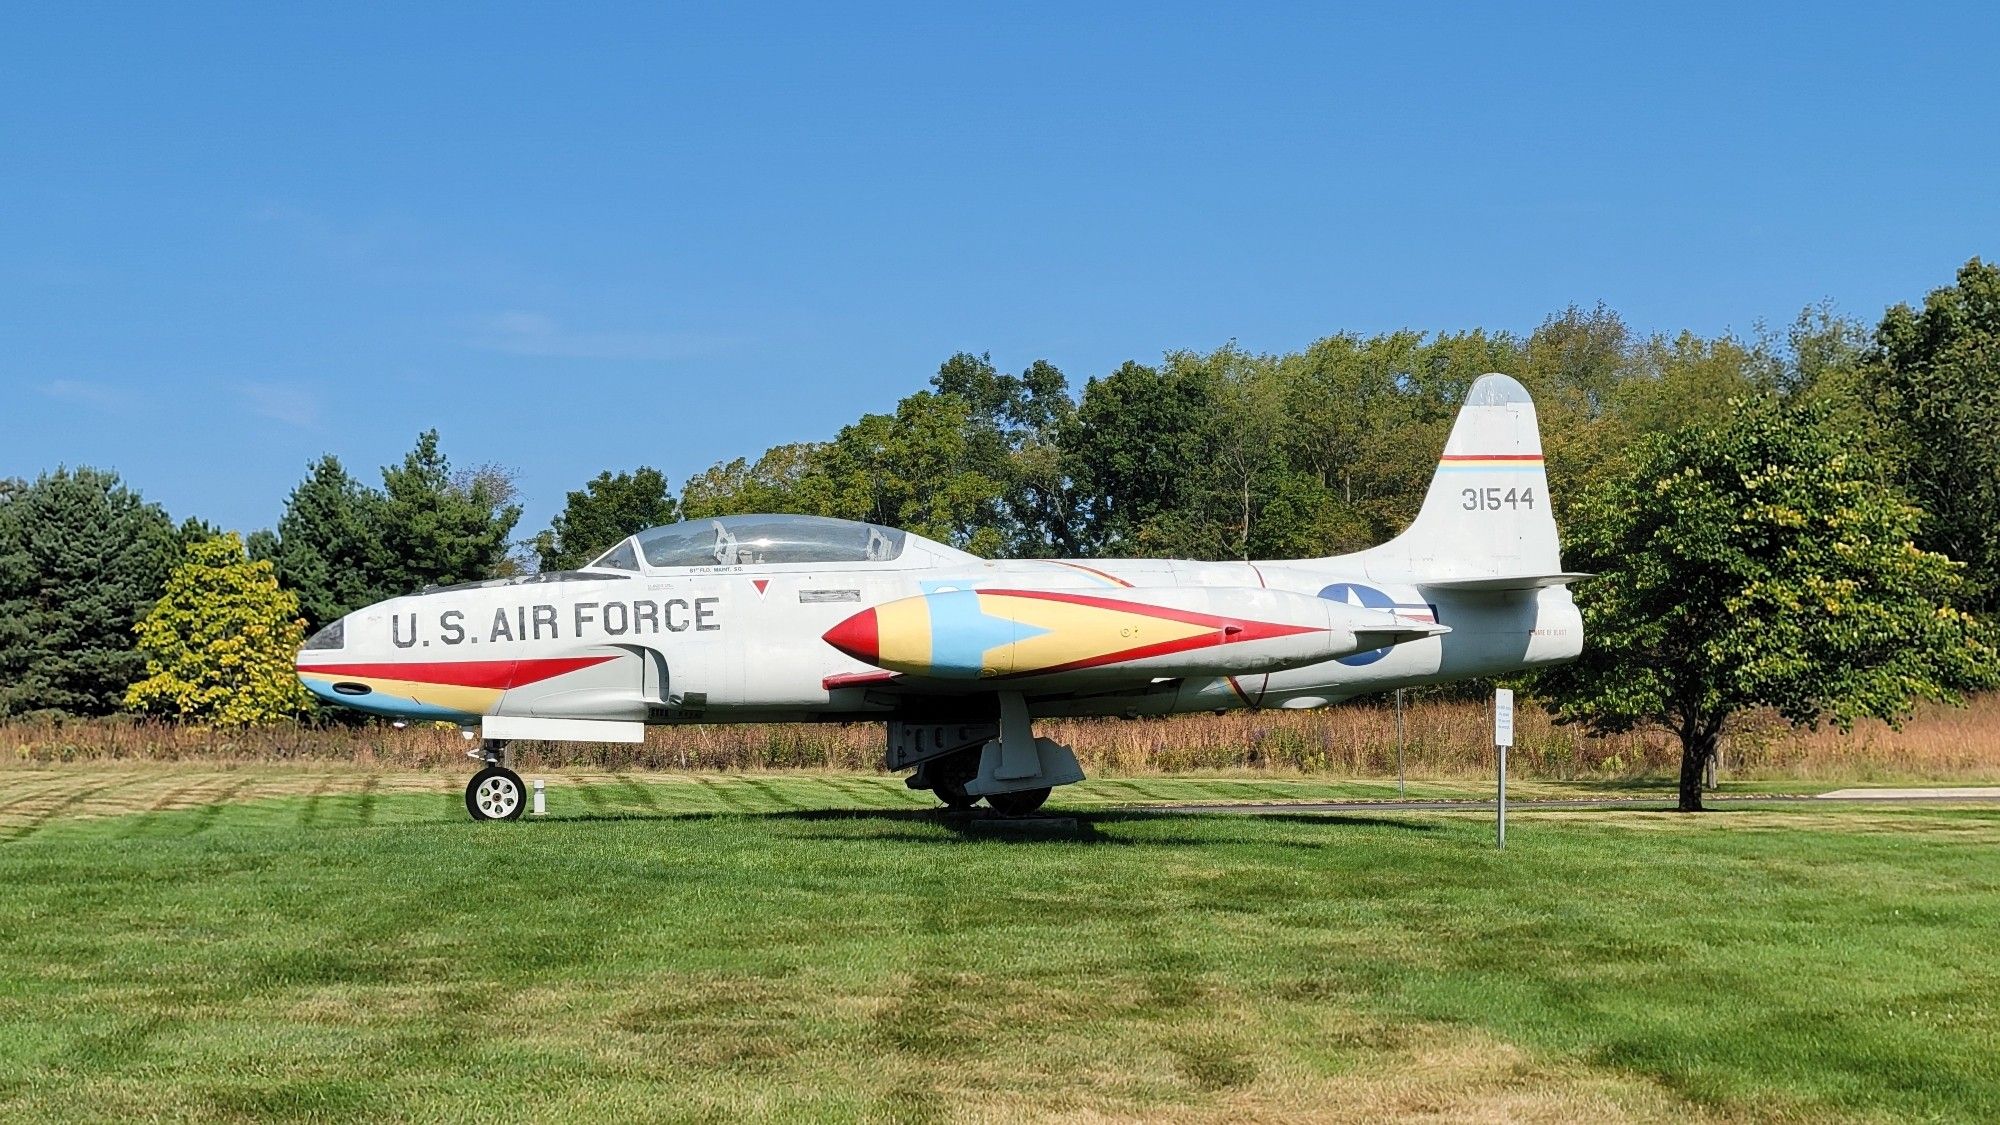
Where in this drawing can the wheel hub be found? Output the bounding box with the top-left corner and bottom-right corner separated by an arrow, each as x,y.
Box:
475,776 -> 520,818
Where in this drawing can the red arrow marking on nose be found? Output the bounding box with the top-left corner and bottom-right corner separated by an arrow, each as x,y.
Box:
296,656 -> 617,689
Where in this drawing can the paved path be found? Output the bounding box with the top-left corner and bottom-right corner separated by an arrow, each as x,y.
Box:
1140,788 -> 2000,816
1816,787 -> 2000,800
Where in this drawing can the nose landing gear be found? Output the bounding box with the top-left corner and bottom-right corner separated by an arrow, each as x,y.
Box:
464,739 -> 526,822
467,767 -> 527,820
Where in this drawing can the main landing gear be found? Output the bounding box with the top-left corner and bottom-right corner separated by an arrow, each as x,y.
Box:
465,739 -> 526,822
985,787 -> 1053,816
924,755 -> 1053,815
903,693 -> 1081,816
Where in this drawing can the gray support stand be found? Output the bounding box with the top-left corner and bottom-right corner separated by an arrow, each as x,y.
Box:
964,692 -> 1086,798
1496,743 -> 1507,850
995,691 -> 1040,781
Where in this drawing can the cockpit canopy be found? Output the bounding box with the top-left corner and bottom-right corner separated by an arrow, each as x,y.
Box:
584,514 -> 953,573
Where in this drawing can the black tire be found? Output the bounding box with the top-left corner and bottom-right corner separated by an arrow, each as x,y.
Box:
934,778 -> 979,811
466,766 -> 527,821
985,787 -> 1051,816
922,745 -> 982,811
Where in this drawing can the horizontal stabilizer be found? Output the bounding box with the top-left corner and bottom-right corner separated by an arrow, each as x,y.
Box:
1418,572 -> 1591,592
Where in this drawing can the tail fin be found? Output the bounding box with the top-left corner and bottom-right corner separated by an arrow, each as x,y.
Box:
1350,373 -> 1574,585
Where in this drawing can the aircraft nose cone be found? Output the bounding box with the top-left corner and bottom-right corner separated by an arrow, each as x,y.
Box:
822,607 -> 881,664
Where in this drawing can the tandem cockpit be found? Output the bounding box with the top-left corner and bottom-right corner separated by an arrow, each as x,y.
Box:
577,513 -> 980,575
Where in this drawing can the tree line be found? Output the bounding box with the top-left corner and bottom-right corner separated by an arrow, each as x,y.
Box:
4,258 -> 1997,809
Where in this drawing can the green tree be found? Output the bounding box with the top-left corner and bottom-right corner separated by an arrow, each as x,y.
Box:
1070,360 -> 1218,553
931,353 -> 1085,555
174,516 -> 223,549
378,431 -> 522,591
1004,359 -> 1088,555
812,393 -> 1009,554
1516,306 -> 1638,526
124,533 -> 313,725
268,455 -> 396,630
680,443 -> 828,520
1873,257 -> 2000,609
1273,330 -> 1428,555
1535,399 -> 1995,811
1754,301 -> 1870,403
0,467 -> 178,717
244,528 -> 279,562
533,467 -> 679,570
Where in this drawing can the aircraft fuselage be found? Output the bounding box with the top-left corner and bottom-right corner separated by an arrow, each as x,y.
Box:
295,554 -> 1580,725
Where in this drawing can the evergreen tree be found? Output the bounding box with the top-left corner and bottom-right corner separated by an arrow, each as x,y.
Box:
533,467 -> 679,570
174,516 -> 223,549
244,528 -> 280,562
125,533 -> 313,725
378,430 -> 522,590
269,455 -> 396,630
0,467 -> 177,716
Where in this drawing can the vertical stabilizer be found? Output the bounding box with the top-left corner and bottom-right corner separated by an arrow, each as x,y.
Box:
1349,373 -> 1566,582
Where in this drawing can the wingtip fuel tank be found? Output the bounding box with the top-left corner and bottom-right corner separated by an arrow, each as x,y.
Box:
821,586 -> 1447,685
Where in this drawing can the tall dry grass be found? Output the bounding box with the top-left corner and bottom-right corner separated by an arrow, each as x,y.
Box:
7,694 -> 2000,782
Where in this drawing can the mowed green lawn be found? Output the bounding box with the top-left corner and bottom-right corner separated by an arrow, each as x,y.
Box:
0,771 -> 1996,1122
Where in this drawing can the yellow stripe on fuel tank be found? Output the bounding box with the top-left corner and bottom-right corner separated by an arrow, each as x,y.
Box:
979,592 -> 1211,676
869,594 -> 934,672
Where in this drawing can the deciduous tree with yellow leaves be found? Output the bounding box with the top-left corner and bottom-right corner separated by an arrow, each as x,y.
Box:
125,533 -> 313,725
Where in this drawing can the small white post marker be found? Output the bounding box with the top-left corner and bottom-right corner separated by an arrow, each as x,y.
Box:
532,779 -> 546,816
1494,687 -> 1515,850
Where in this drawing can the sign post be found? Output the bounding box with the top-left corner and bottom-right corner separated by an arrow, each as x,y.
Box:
1493,688 -> 1514,850
1394,688 -> 1406,798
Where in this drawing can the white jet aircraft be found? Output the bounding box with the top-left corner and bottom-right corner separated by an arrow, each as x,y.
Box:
296,373 -> 1582,820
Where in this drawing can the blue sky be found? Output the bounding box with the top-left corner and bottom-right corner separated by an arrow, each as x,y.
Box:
4,3 -> 1996,537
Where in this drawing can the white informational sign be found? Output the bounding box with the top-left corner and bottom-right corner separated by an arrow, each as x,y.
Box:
1494,687 -> 1515,748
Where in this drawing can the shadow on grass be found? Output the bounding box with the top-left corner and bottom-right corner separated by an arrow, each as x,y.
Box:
1555,777 -> 1820,798
520,805 -> 1442,845
1558,777 -> 1682,793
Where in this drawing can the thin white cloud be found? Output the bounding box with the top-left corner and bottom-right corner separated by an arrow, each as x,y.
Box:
251,203 -> 388,266
41,379 -> 134,411
237,382 -> 323,429
465,311 -> 731,362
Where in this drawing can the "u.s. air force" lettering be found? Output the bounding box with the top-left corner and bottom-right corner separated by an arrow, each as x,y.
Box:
392,598 -> 721,648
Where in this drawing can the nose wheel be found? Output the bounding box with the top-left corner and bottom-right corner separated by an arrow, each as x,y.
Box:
466,766 -> 527,821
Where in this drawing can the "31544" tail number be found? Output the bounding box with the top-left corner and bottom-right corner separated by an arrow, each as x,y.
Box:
1463,486 -> 1536,511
